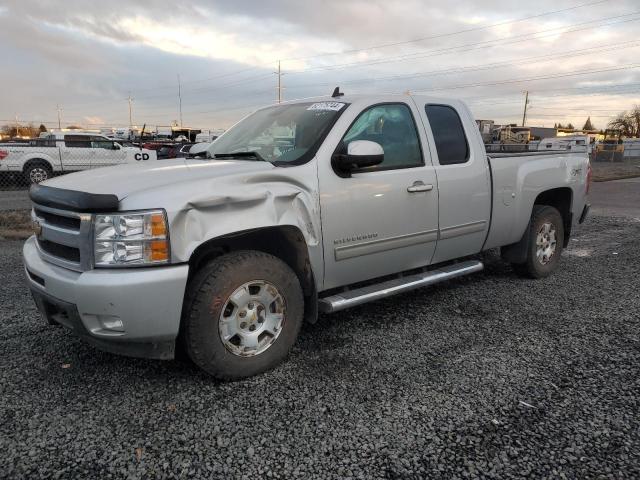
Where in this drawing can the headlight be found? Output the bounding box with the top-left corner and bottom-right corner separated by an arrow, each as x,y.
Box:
93,210 -> 170,267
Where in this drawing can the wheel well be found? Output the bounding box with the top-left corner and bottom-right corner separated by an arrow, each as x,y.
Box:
188,226 -> 318,322
23,158 -> 53,173
534,187 -> 573,246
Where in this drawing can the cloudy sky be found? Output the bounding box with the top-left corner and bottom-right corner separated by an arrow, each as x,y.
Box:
1,0 -> 639,131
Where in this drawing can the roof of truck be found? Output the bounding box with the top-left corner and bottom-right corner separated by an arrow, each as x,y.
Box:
280,92 -> 459,103
261,92 -> 468,112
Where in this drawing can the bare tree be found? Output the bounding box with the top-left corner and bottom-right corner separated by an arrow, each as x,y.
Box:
609,105 -> 640,137
1,123 -> 42,138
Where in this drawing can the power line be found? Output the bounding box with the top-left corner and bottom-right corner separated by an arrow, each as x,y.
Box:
41,7 -> 640,125
48,2 -> 628,110
138,73 -> 274,101
70,0 -> 609,100
128,87 -> 275,114
57,11 -> 639,120
8,14 -> 640,130
126,66 -> 263,94
285,11 -> 640,74
283,40 -> 640,90
59,73 -> 275,111
410,63 -> 640,94
466,82 -> 640,102
279,0 -> 610,62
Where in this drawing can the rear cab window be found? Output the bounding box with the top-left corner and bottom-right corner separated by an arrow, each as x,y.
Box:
425,104 -> 469,165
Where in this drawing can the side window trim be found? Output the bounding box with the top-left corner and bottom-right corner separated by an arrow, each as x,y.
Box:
334,102 -> 426,174
425,103 -> 470,166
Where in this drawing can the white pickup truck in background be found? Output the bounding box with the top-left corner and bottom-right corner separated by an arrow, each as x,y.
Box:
0,132 -> 157,184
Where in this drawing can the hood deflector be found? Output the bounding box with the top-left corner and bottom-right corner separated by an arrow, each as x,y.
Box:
30,184 -> 120,212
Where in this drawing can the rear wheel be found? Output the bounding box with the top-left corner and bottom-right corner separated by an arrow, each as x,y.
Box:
24,161 -> 52,185
182,250 -> 304,380
513,205 -> 564,279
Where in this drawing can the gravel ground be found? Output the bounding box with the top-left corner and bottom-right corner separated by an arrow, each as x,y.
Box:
1,215 -> 639,479
0,189 -> 30,211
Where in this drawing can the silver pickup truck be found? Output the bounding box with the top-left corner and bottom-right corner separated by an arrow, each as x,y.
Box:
23,93 -> 591,379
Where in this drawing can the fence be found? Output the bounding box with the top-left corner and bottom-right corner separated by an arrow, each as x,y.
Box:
0,142 -> 149,240
623,139 -> 640,159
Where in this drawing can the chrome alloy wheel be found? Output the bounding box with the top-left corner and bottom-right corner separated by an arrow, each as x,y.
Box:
536,222 -> 557,265
218,280 -> 285,357
29,167 -> 49,184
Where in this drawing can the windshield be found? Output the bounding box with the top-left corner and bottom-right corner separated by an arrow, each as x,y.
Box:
208,101 -> 347,165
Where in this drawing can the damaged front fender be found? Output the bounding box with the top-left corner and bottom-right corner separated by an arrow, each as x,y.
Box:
121,160 -> 324,289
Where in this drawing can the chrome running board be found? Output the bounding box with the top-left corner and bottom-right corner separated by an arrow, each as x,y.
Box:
318,260 -> 484,313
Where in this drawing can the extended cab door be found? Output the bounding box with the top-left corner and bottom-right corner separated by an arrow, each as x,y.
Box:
413,100 -> 491,263
318,100 -> 439,290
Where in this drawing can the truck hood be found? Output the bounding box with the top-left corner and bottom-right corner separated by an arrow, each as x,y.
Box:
42,158 -> 275,199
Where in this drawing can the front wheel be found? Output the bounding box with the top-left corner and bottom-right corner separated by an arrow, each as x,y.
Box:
182,250 -> 304,380
512,205 -> 565,279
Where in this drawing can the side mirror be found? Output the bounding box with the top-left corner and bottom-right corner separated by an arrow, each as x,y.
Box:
112,143 -> 121,150
332,140 -> 384,177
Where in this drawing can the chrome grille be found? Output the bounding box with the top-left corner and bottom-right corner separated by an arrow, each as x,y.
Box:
31,204 -> 93,271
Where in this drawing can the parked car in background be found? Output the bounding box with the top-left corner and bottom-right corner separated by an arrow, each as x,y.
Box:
157,143 -> 195,159
141,141 -> 172,151
0,132 -> 157,184
24,93 -> 591,379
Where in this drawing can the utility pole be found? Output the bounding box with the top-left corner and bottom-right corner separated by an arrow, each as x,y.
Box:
127,94 -> 133,129
14,114 -> 19,138
276,61 -> 282,103
56,104 -> 62,130
521,90 -> 530,127
177,74 -> 183,128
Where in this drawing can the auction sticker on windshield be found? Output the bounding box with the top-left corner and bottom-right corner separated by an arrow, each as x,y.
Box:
307,102 -> 346,111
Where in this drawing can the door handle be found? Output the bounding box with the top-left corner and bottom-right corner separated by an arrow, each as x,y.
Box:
407,181 -> 433,193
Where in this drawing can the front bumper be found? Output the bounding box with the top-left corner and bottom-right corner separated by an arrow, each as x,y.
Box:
23,236 -> 189,359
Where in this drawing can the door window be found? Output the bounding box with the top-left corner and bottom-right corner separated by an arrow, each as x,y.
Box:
341,103 -> 423,170
425,104 -> 469,165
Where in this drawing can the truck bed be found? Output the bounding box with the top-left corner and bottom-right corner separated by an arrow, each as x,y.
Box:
483,151 -> 590,251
